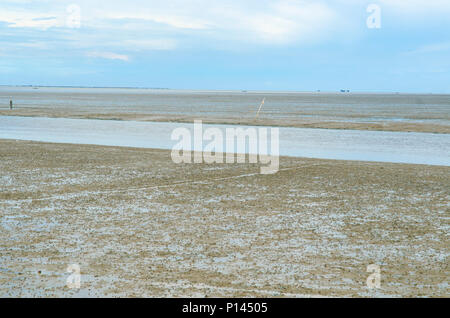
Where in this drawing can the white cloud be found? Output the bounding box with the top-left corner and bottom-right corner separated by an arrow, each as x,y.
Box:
122,39 -> 177,51
87,51 -> 129,61
103,12 -> 209,30
76,0 -> 344,45
379,0 -> 450,12
244,1 -> 338,43
0,10 -> 64,29
0,0 -> 449,55
134,0 -> 336,45
0,1 -> 374,49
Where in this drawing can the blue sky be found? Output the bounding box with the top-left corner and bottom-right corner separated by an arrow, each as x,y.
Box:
0,0 -> 449,93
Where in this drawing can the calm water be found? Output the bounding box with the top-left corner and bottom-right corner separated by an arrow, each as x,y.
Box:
1,116 -> 449,166
0,86 -> 449,124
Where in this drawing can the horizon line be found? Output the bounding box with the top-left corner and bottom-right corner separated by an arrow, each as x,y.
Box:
0,84 -> 448,95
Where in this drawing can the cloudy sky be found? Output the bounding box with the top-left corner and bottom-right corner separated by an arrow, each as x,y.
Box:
0,0 -> 449,92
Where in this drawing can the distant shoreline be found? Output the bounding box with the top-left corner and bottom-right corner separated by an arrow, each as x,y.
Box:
0,85 -> 170,90
0,85 -> 448,95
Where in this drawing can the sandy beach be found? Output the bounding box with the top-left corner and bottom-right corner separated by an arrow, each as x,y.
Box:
1,139 -> 448,297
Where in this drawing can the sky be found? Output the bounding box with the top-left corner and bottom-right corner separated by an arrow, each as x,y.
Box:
0,0 -> 449,93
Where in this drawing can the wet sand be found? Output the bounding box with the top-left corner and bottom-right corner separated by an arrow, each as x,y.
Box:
1,88 -> 449,134
1,109 -> 449,133
1,139 -> 448,297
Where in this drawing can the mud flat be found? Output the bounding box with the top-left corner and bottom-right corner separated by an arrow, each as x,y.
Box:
0,139 -> 449,297
1,87 -> 449,133
1,109 -> 448,134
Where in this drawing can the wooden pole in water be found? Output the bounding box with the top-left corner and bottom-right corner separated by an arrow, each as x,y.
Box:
256,97 -> 265,119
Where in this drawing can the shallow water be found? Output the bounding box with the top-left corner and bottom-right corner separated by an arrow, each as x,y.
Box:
0,116 -> 449,166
